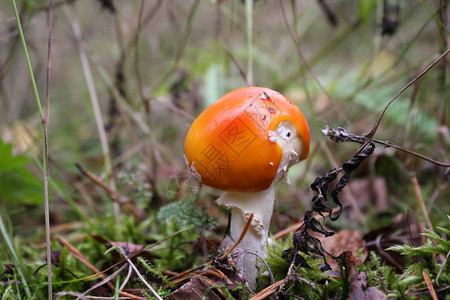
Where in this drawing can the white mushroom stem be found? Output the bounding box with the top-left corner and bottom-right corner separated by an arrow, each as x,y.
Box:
216,185 -> 275,289
216,121 -> 304,289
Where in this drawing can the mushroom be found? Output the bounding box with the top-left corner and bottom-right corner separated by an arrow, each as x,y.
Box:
184,87 -> 310,288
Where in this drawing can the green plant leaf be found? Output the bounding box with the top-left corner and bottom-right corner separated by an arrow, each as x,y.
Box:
0,139 -> 42,204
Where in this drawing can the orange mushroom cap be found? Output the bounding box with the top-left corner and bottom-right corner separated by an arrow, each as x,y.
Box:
184,87 -> 310,192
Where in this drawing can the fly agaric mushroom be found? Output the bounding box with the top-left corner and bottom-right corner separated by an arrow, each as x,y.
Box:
184,87 -> 310,288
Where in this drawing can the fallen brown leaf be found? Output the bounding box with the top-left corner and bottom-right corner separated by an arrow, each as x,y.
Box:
315,229 -> 368,270
348,272 -> 387,300
166,276 -> 222,300
339,251 -> 387,300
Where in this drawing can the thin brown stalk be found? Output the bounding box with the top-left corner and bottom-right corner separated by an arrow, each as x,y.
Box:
172,0 -> 201,71
75,163 -> 146,222
56,235 -> 114,290
338,48 -> 450,162
362,48 -> 450,148
422,271 -> 439,300
374,139 -> 450,168
65,5 -> 112,177
222,45 -> 251,87
44,0 -> 53,298
249,279 -> 285,300
134,0 -> 146,104
411,174 -> 434,232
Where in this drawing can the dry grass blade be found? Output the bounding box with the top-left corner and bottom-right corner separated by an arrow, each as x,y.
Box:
168,264 -> 206,283
56,234 -> 114,290
219,213 -> 254,260
249,278 -> 285,300
222,45 -> 250,86
44,0 -> 54,297
54,291 -> 103,299
436,250 -> 449,285
76,264 -> 127,300
194,275 -> 230,299
75,163 -> 145,222
56,235 -> 147,299
65,4 -> 111,176
110,246 -> 163,300
55,291 -> 138,300
411,174 -> 434,232
422,271 -> 438,300
168,215 -> 256,284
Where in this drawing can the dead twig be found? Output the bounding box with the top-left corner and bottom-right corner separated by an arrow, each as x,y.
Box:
222,45 -> 251,87
322,126 -> 450,168
357,48 -> 450,157
75,163 -> 146,222
371,48 -> 450,139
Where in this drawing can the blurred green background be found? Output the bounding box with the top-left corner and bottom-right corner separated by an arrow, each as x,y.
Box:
0,0 -> 448,298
